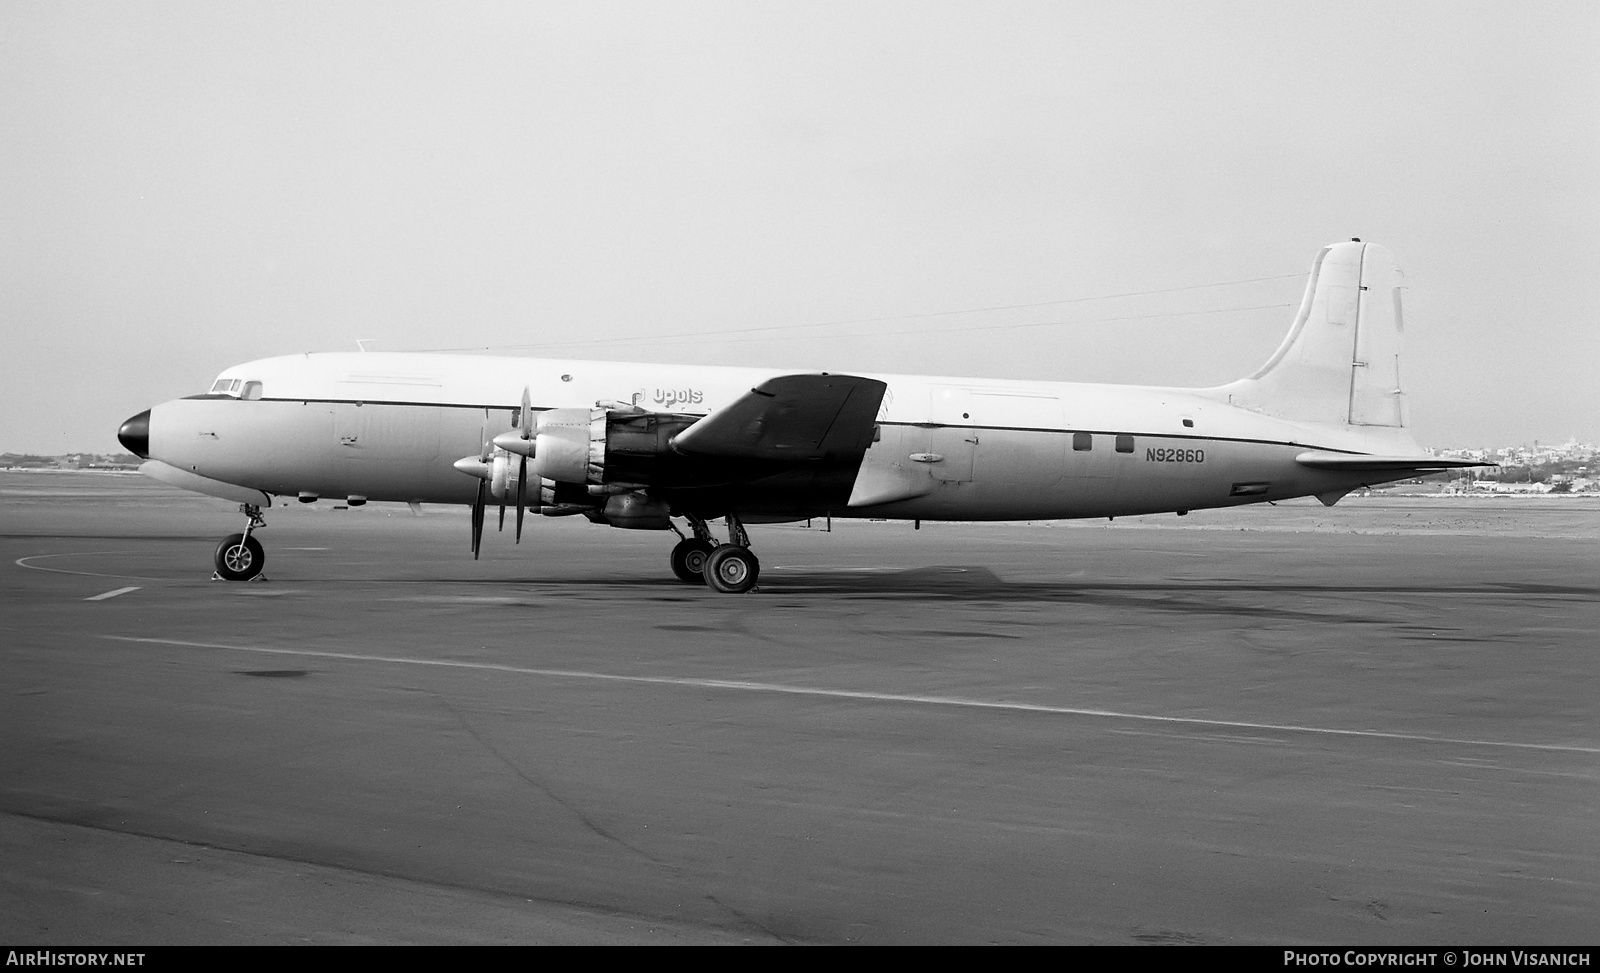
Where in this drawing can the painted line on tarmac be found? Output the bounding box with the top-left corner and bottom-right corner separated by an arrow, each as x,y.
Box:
85,586 -> 141,601
14,552 -> 170,582
101,635 -> 1600,756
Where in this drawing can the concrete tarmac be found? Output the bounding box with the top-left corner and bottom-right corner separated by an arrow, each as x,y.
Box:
2,471 -> 1597,945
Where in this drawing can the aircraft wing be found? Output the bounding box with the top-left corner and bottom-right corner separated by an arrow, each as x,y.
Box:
1293,451 -> 1491,472
671,374 -> 887,462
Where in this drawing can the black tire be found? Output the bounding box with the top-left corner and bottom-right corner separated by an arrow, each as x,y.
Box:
670,538 -> 715,584
704,546 -> 759,594
214,533 -> 265,581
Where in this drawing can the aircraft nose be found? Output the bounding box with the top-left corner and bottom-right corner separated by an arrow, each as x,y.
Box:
117,410 -> 151,458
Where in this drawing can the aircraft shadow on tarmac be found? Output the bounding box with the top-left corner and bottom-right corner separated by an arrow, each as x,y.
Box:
395,567 -> 1596,623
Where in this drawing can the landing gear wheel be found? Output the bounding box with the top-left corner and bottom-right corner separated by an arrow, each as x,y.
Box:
704,546 -> 759,594
214,533 -> 265,581
670,538 -> 716,584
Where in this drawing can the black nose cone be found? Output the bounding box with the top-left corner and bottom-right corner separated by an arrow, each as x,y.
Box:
118,410 -> 151,458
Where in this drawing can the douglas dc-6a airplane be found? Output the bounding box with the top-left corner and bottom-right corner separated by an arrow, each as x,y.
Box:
116,241 -> 1483,593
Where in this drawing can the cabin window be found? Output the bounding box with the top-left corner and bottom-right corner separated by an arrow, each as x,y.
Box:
1181,418 -> 1194,428
1072,432 -> 1092,451
242,381 -> 262,400
1115,434 -> 1135,453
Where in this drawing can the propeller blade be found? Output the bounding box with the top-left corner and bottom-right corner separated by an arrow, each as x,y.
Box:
520,386 -> 533,441
498,494 -> 506,532
470,412 -> 489,559
515,455 -> 528,542
471,479 -> 486,559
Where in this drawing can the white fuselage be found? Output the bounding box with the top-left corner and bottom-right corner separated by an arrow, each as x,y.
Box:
141,351 -> 1409,522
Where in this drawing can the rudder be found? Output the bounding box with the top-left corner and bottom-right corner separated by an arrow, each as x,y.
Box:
1215,241 -> 1407,429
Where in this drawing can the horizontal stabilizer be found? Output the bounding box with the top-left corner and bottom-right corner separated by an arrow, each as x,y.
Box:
672,374 -> 887,462
1293,451 -> 1490,472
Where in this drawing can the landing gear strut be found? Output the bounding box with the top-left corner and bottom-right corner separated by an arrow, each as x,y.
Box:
213,503 -> 267,581
670,512 -> 759,593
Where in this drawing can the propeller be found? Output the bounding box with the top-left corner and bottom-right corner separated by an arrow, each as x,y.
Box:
470,438 -> 491,558
516,386 -> 532,542
451,453 -> 491,557
457,391 -> 536,556
471,478 -> 486,558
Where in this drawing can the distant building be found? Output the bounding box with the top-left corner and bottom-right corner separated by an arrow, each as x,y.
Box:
1479,481 -> 1552,494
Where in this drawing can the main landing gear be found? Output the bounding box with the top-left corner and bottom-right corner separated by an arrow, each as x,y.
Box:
670,513 -> 760,594
213,504 -> 268,582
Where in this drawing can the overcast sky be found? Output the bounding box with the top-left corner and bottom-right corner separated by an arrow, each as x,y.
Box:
3,1 -> 1595,453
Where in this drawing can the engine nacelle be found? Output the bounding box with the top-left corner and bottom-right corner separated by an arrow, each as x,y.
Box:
599,492 -> 672,530
527,407 -> 698,488
488,450 -> 523,501
528,408 -> 599,484
538,477 -> 595,508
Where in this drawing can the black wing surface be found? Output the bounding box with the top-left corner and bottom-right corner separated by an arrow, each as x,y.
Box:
671,374 -> 887,463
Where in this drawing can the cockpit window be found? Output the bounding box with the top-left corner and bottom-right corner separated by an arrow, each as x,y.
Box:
206,377 -> 261,398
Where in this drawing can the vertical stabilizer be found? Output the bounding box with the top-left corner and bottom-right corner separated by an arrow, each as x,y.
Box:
1216,241 -> 1408,429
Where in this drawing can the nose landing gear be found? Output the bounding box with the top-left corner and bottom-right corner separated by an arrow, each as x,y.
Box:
213,504 -> 268,581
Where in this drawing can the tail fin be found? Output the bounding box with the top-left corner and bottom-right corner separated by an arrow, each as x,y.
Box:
1215,241 -> 1408,429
